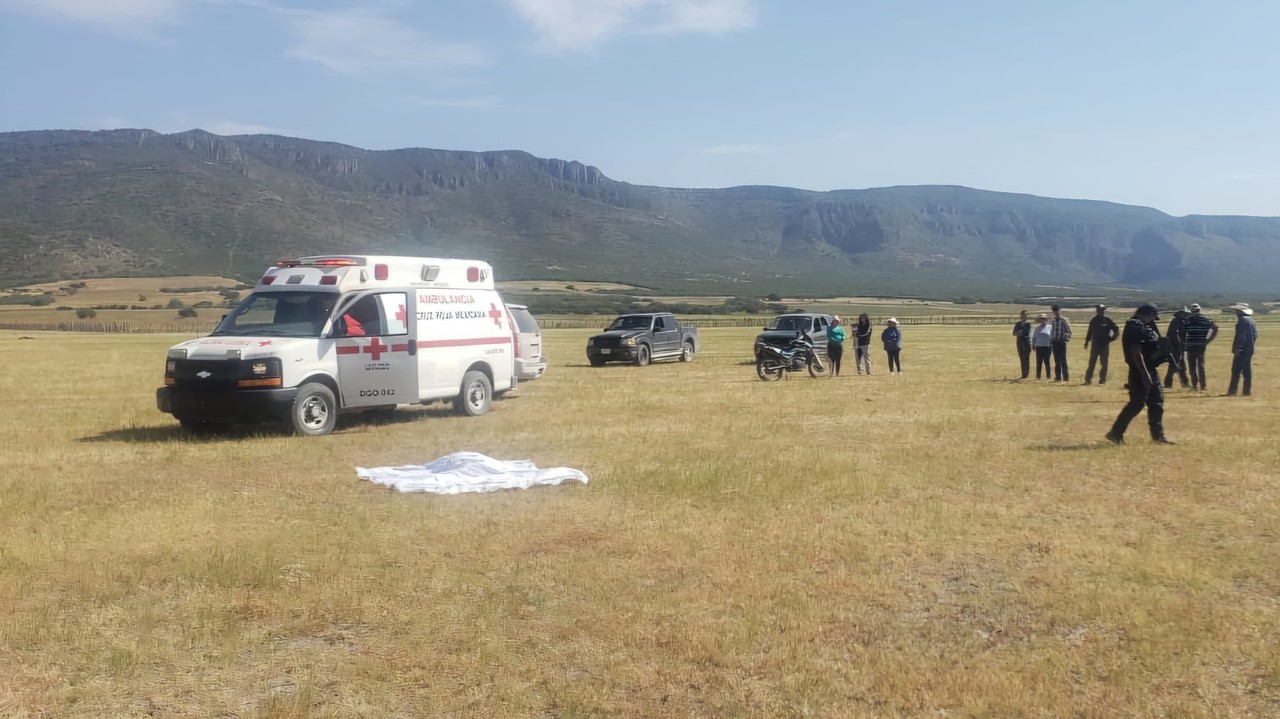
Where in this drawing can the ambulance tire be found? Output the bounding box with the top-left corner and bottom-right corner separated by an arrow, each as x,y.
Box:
289,383 -> 338,436
455,370 -> 493,417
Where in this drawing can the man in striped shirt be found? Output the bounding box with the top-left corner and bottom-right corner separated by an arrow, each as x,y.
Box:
1181,303 -> 1219,391
1050,304 -> 1073,382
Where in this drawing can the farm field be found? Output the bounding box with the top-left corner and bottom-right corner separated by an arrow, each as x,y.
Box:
1,324 -> 1277,717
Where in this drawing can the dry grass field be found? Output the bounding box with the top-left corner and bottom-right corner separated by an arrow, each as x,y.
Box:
0,323 -> 1277,718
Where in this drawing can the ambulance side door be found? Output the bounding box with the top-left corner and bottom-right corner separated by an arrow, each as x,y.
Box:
333,291 -> 419,408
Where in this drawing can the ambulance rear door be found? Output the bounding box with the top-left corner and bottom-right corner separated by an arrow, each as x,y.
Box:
332,290 -> 419,408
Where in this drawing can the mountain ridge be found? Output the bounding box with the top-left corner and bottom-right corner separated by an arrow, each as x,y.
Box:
2,128 -> 1278,294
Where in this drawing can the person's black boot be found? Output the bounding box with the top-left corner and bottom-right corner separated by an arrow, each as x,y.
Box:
1153,436 -> 1177,445
1105,432 -> 1124,445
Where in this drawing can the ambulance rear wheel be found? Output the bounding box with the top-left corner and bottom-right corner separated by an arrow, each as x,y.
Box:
290,383 -> 337,436
455,371 -> 492,416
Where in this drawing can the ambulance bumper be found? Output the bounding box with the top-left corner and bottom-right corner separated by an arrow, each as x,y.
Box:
156,386 -> 299,421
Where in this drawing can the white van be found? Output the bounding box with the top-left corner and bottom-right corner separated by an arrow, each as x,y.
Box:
506,303 -> 547,381
156,255 -> 517,436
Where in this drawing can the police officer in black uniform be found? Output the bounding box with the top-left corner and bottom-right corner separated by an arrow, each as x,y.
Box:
1106,303 -> 1176,445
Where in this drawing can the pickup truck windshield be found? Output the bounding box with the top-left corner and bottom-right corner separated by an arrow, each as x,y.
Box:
609,316 -> 654,331
767,316 -> 810,332
211,291 -> 338,338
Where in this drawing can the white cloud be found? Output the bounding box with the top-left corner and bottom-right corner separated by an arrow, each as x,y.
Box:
699,143 -> 776,155
0,0 -> 183,33
506,0 -> 756,51
413,96 -> 503,110
282,8 -> 489,79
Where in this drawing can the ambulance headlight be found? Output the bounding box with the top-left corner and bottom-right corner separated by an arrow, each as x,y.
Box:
587,339 -> 594,347
167,349 -> 187,360
166,360 -> 177,374
251,362 -> 269,376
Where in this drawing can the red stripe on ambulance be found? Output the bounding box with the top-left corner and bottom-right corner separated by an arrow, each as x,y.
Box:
416,337 -> 512,349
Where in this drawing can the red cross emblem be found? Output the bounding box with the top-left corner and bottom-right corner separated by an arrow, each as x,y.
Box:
363,337 -> 388,360
258,340 -> 273,347
394,304 -> 408,325
488,303 -> 504,328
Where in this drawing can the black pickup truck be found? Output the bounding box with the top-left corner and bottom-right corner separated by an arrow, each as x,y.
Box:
586,313 -> 699,367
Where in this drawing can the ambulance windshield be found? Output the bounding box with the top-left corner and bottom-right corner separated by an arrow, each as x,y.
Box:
211,291 -> 338,337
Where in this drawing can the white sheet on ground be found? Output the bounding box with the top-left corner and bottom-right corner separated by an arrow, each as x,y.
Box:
356,452 -> 588,495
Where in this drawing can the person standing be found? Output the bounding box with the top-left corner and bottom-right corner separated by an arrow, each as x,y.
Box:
1226,304 -> 1258,396
1050,304 -> 1073,382
882,318 -> 902,374
1163,307 -> 1191,389
1083,304 -> 1119,385
826,316 -> 846,377
1182,303 -> 1219,391
853,313 -> 873,375
1032,313 -> 1053,379
1013,310 -> 1032,379
1106,304 -> 1175,445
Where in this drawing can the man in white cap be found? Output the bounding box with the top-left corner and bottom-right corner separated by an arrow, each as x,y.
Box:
1226,304 -> 1258,396
1181,303 -> 1219,390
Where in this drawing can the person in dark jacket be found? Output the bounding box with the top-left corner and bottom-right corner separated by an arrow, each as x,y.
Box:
1012,310 -> 1032,379
1107,303 -> 1175,445
1163,307 -> 1190,389
1083,304 -> 1119,385
1226,304 -> 1258,396
882,318 -> 902,374
853,313 -> 873,375
1182,302 -> 1219,390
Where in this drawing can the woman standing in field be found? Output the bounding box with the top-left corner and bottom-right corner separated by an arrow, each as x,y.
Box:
882,318 -> 902,374
826,316 -> 846,376
1032,313 -> 1053,379
854,313 -> 873,374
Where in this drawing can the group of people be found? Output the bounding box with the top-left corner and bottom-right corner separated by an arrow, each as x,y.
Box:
1012,301 -> 1260,444
823,313 -> 903,377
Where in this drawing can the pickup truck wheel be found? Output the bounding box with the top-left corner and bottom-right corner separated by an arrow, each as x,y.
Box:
289,383 -> 337,436
454,370 -> 493,416
756,358 -> 784,381
679,342 -> 695,362
634,345 -> 650,367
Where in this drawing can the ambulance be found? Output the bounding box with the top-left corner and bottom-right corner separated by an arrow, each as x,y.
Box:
155,255 -> 518,436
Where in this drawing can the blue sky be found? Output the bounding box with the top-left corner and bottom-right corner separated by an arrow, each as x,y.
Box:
2,0 -> 1278,216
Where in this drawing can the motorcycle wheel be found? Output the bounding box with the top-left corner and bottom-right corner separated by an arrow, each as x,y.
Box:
756,358 -> 784,382
807,356 -> 827,378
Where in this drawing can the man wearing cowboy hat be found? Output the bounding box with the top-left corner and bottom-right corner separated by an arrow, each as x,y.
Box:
1182,303 -> 1219,391
1107,303 -> 1175,445
1049,303 -> 1073,382
1083,304 -> 1118,385
1226,303 -> 1258,396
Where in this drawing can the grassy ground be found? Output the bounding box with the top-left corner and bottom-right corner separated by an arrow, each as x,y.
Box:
0,325 -> 1277,717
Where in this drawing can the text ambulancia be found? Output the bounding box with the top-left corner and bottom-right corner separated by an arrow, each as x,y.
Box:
155,256 -> 518,436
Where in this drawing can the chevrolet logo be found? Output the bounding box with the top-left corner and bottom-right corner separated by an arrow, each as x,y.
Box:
196,371 -> 212,379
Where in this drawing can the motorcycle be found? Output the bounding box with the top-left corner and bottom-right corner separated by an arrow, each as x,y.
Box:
755,332 -> 827,381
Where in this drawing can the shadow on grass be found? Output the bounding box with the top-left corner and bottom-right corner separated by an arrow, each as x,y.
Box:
1027,442 -> 1114,452
79,406 -> 462,443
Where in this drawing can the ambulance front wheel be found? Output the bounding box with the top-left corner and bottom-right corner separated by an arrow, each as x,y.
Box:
290,383 -> 338,436
455,370 -> 493,417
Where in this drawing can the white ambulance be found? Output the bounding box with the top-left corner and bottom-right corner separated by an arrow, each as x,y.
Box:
156,255 -> 518,436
